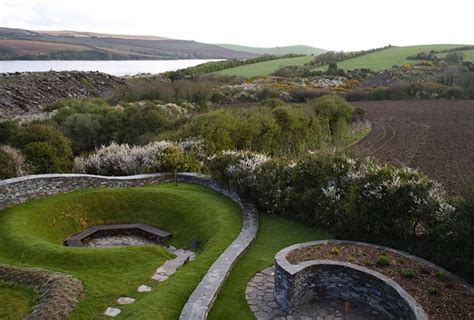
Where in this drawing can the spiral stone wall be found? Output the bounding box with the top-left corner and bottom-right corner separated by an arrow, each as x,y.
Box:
0,172 -> 258,320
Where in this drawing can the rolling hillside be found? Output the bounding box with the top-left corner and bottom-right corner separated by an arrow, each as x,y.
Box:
215,44 -> 326,56
215,55 -> 315,77
318,44 -> 469,71
0,27 -> 257,60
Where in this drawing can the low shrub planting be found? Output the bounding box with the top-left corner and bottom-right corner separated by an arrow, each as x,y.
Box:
375,255 -> 390,267
401,268 -> 415,278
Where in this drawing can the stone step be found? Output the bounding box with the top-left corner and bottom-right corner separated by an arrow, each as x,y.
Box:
104,307 -> 121,317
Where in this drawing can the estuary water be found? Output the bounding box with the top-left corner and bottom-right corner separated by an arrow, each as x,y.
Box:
0,59 -> 219,76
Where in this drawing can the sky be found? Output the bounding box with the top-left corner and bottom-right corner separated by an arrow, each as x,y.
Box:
0,0 -> 473,51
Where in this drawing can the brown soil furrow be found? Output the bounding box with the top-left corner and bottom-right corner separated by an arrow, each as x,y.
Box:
348,100 -> 474,195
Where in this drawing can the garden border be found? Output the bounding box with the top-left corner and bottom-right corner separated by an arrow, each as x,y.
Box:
0,172 -> 258,320
274,240 -> 474,319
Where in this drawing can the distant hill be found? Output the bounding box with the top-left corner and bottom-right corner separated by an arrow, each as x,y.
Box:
215,44 -> 326,56
316,44 -> 471,71
0,27 -> 258,60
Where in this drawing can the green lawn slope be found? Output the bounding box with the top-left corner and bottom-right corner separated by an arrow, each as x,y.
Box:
0,280 -> 38,319
216,44 -> 326,56
215,55 -> 315,77
0,183 -> 242,319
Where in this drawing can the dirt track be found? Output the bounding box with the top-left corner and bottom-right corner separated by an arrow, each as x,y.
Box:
349,100 -> 474,195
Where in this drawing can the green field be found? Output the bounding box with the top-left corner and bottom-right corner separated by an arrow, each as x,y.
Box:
438,49 -> 474,61
0,183 -> 242,319
318,44 -> 469,71
209,213 -> 331,319
216,44 -> 326,56
0,280 -> 38,319
215,55 -> 315,77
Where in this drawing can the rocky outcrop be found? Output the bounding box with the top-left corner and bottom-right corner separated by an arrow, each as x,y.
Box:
0,71 -> 126,118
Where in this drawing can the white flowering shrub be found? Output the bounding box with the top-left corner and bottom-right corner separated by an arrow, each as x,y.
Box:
77,138 -> 204,175
209,152 -> 455,245
207,150 -> 270,193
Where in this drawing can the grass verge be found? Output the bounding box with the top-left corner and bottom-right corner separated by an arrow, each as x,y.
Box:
0,280 -> 38,319
208,213 -> 332,319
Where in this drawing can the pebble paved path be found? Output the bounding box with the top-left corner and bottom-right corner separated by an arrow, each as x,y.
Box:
246,267 -> 385,320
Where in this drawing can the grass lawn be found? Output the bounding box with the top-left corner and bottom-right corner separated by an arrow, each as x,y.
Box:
317,44 -> 467,71
0,280 -> 38,319
0,183 -> 242,319
208,213 -> 332,319
216,55 -> 315,77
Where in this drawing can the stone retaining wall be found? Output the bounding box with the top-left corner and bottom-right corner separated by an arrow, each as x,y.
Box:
0,172 -> 259,320
274,240 -> 429,320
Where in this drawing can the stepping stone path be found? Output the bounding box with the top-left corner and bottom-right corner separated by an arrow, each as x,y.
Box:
152,247 -> 196,281
117,297 -> 135,305
137,284 -> 152,292
246,267 -> 385,320
104,307 -> 121,317
104,245 -> 195,317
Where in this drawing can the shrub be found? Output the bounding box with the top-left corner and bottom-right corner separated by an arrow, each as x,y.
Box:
401,269 -> 415,278
372,87 -> 388,100
22,142 -> 71,173
435,271 -> 447,281
330,247 -> 341,255
0,147 -> 16,179
158,146 -> 202,173
444,86 -> 463,99
428,287 -> 439,295
185,111 -> 237,153
13,124 -> 73,173
258,98 -> 285,109
376,255 -> 390,266
289,88 -> 328,103
0,145 -> 28,177
310,95 -> 353,143
0,120 -> 20,144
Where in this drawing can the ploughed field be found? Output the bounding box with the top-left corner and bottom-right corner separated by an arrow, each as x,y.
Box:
349,100 -> 474,195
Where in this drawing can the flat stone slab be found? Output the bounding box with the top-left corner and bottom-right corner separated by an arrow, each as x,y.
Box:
137,284 -> 152,292
152,247 -> 196,281
117,297 -> 136,305
246,267 -> 384,320
104,307 -> 121,317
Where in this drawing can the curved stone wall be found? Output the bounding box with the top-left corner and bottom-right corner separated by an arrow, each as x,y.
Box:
274,241 -> 429,320
0,173 -> 258,320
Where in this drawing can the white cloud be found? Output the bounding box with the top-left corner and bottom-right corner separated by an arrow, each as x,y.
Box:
0,0 -> 472,51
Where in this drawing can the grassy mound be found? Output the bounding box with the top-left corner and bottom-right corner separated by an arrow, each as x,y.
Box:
215,55 -> 315,77
208,213 -> 332,319
0,280 -> 38,319
0,183 -> 242,319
